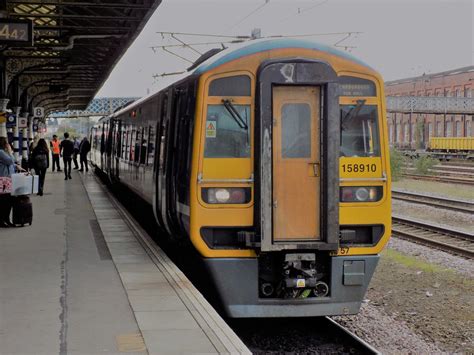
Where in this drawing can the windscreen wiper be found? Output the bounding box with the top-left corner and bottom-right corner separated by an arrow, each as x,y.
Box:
222,99 -> 248,130
341,99 -> 366,130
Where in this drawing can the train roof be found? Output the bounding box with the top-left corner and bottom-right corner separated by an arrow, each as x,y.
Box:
193,38 -> 373,74
107,38 -> 373,119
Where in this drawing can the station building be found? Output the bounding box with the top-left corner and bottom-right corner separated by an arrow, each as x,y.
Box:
385,66 -> 474,149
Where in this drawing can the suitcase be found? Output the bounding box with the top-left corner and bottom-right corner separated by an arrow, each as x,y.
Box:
12,195 -> 33,226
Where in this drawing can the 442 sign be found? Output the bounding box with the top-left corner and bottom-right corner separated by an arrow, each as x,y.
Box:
0,19 -> 33,46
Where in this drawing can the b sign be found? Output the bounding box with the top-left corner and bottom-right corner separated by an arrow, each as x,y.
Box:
33,107 -> 44,118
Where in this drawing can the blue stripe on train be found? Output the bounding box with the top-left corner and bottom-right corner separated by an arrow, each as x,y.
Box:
194,38 -> 373,75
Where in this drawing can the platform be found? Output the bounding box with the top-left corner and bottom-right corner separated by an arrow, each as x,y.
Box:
0,169 -> 249,354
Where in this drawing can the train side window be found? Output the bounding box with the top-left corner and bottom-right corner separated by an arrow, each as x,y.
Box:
140,126 -> 148,165
159,95 -> 168,171
134,128 -> 142,163
209,75 -> 251,96
121,127 -> 127,159
116,122 -> 122,158
100,124 -> 106,154
341,105 -> 380,157
130,127 -> 136,161
148,125 -> 155,166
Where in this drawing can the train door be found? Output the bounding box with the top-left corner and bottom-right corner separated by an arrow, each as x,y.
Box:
258,61 -> 339,252
272,86 -> 321,241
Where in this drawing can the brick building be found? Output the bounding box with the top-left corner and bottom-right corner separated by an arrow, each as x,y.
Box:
385,66 -> 473,149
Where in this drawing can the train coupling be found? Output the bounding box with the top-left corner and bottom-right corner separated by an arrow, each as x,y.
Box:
283,253 -> 329,297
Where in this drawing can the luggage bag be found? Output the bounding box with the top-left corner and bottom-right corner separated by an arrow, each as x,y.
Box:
12,195 -> 33,226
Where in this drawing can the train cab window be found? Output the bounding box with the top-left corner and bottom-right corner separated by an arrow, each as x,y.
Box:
204,104 -> 251,158
341,104 -> 380,157
209,75 -> 251,96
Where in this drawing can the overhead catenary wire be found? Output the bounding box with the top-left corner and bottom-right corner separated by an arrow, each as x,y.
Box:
226,0 -> 270,31
150,39 -> 247,51
156,31 -> 250,40
278,0 -> 329,23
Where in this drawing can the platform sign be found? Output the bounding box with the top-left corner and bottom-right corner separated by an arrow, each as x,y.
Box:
33,107 -> 44,118
6,113 -> 16,128
0,19 -> 33,46
18,116 -> 27,128
32,123 -> 38,132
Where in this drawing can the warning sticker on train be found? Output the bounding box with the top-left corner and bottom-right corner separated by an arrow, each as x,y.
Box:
206,121 -> 216,138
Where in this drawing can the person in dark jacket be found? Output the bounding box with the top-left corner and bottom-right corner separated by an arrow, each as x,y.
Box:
31,138 -> 50,196
60,132 -> 74,180
72,137 -> 80,169
78,137 -> 91,172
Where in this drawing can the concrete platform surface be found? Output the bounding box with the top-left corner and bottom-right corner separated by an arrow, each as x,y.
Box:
0,169 -> 250,355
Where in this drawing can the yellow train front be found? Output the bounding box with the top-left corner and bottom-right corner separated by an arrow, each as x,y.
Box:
92,38 -> 392,318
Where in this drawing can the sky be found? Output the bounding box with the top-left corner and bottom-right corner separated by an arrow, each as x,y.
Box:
96,0 -> 474,98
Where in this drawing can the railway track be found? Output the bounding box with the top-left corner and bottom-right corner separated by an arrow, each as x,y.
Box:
229,316 -> 379,354
402,172 -> 474,186
392,189 -> 474,214
392,215 -> 474,259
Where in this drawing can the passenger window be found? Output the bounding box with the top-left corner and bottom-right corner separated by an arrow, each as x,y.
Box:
140,127 -> 148,165
134,128 -> 142,163
204,104 -> 250,158
341,105 -> 380,157
148,125 -> 155,166
281,103 -> 311,158
209,75 -> 251,96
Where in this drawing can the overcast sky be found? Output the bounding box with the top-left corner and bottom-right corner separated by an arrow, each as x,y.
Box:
97,0 -> 473,97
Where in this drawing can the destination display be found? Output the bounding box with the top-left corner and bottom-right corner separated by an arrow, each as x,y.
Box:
339,76 -> 376,97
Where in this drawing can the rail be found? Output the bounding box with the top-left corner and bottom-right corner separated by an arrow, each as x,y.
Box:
392,189 -> 474,214
402,173 -> 474,186
392,215 -> 474,258
326,317 -> 380,354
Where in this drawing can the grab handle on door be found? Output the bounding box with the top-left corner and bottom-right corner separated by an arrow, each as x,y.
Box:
310,162 -> 320,177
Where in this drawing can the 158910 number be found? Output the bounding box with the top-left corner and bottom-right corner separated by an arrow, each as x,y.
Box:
342,163 -> 377,173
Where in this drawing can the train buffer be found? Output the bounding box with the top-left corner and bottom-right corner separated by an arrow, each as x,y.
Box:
0,171 -> 250,354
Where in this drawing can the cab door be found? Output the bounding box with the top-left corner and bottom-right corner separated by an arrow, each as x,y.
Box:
272,86 -> 321,241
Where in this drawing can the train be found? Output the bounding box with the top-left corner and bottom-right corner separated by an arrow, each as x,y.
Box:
398,137 -> 474,160
90,38 -> 392,318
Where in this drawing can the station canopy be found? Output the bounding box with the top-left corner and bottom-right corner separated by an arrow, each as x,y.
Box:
3,0 -> 162,119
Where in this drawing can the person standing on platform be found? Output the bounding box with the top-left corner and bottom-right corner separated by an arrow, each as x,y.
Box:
78,136 -> 91,172
0,137 -> 16,227
31,138 -> 49,196
60,132 -> 74,180
72,136 -> 80,170
50,135 -> 61,172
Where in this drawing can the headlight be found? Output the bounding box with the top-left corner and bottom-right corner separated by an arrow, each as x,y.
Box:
202,187 -> 251,204
340,186 -> 382,202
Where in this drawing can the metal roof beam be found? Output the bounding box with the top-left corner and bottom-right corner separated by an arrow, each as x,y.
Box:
11,13 -> 143,20
8,1 -> 151,9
